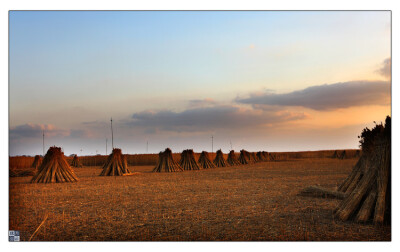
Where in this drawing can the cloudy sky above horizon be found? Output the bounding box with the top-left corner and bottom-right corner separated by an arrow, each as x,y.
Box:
9,11 -> 391,156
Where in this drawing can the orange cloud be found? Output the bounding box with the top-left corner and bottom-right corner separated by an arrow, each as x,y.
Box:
237,80 -> 390,111
129,105 -> 308,133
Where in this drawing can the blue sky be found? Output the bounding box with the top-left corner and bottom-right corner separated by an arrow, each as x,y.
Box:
9,11 -> 391,156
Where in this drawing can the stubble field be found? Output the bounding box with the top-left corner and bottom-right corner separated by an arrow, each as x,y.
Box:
9,157 -> 391,241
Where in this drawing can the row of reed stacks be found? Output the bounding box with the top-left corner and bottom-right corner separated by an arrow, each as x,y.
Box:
153,149 -> 270,172
28,145 -> 272,182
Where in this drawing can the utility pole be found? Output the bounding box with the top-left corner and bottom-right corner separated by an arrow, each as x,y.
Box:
211,135 -> 214,153
42,130 -> 45,156
111,117 -> 114,149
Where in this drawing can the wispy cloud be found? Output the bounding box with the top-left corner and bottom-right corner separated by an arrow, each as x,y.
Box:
69,129 -> 94,138
81,120 -> 108,126
188,98 -> 217,108
236,80 -> 390,111
377,57 -> 391,79
128,105 -> 308,133
9,123 -> 69,138
10,123 -> 95,140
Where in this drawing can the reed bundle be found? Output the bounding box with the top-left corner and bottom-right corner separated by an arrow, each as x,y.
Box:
198,151 -> 216,169
153,148 -> 183,172
71,155 -> 83,168
31,146 -> 78,183
213,149 -> 229,167
179,149 -> 201,170
99,148 -> 130,176
227,150 -> 240,166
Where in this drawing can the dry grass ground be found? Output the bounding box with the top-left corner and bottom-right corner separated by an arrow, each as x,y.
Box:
9,158 -> 390,241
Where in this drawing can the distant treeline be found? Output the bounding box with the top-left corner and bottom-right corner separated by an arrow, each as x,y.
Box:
9,149 -> 360,169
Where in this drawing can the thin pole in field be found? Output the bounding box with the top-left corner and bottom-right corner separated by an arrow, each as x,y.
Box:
211,135 -> 213,153
111,118 -> 114,150
42,130 -> 45,156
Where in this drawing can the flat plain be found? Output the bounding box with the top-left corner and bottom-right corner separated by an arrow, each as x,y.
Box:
9,157 -> 391,241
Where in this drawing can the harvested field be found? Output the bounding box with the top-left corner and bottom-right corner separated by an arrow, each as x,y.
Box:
9,157 -> 390,241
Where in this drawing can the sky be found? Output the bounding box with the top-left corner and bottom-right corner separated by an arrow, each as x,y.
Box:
9,11 -> 391,156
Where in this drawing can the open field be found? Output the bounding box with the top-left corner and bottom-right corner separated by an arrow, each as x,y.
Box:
9,156 -> 390,241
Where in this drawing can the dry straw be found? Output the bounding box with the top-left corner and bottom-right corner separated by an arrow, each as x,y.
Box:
213,149 -> 229,167
100,148 -> 130,176
269,153 -> 276,161
335,116 -> 391,224
227,150 -> 240,166
179,149 -> 201,170
256,151 -> 269,162
71,154 -> 83,168
31,146 -> 78,183
338,150 -> 347,160
31,155 -> 43,169
198,151 -> 216,169
29,213 -> 49,241
153,148 -> 183,172
300,116 -> 391,225
250,152 -> 258,163
239,149 -> 251,165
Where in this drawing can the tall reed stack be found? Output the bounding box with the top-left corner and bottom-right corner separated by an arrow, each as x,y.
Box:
227,150 -> 240,166
198,151 -> 216,169
99,148 -> 130,176
213,149 -> 229,167
299,116 -> 391,225
153,148 -> 183,172
31,146 -> 78,183
334,116 -> 391,224
71,155 -> 83,168
239,150 -> 251,165
31,155 -> 43,169
179,149 -> 201,170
